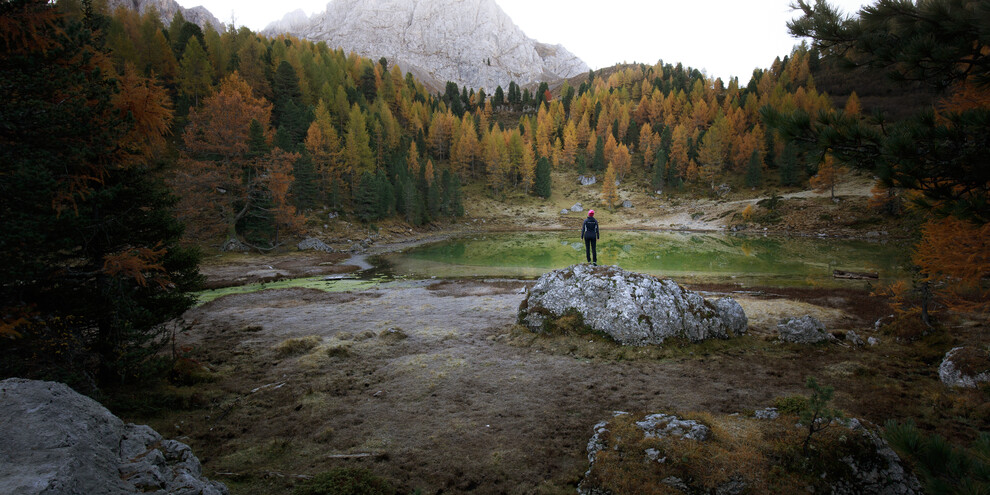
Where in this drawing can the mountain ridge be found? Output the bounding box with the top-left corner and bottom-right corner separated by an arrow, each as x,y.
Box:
105,0 -> 223,30
262,0 -> 590,91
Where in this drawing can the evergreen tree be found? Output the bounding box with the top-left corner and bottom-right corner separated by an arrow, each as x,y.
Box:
402,177 -> 421,225
778,142 -> 800,186
780,0 -> 990,221
493,85 -> 504,107
0,0 -> 200,387
178,36 -> 211,106
534,157 -> 552,198
427,171 -> 442,220
592,136 -> 606,171
745,149 -> 763,187
375,168 -> 394,219
292,154 -> 320,210
652,149 -> 668,191
272,60 -> 311,150
354,171 -> 379,222
447,172 -> 464,217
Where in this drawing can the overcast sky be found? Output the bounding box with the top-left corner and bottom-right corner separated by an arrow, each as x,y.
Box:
177,0 -> 871,82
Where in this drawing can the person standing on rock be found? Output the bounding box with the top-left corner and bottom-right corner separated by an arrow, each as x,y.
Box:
582,210 -> 600,265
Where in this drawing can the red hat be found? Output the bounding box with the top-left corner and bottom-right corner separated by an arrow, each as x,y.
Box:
588,210 -> 595,216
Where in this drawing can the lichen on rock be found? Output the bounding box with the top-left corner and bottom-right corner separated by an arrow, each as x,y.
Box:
518,264 -> 747,345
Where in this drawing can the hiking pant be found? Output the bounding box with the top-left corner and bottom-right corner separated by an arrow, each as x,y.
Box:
585,238 -> 597,263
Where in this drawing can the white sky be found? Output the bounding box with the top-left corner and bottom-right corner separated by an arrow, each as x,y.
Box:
178,0 -> 871,83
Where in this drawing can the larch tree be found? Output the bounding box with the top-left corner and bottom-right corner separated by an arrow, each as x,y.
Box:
601,163 -> 619,208
809,154 -> 847,199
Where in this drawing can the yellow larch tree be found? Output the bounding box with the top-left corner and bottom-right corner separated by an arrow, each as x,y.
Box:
601,163 -> 619,208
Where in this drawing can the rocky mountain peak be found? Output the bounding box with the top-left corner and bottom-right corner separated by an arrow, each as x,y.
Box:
105,0 -> 223,31
264,0 -> 589,90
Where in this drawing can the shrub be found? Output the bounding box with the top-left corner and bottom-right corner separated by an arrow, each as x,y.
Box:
884,420 -> 990,494
275,335 -> 321,357
294,468 -> 393,495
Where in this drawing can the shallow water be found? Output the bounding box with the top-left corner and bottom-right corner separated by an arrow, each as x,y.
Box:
380,231 -> 913,288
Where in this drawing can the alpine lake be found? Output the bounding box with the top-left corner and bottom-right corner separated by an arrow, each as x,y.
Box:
195,230 -> 913,303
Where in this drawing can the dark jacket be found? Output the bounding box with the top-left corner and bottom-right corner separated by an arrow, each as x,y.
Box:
581,217 -> 599,240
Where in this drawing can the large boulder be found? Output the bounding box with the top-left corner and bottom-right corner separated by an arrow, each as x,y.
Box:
518,264 -> 747,345
578,411 -> 921,495
0,378 -> 228,495
939,346 -> 990,388
777,315 -> 832,344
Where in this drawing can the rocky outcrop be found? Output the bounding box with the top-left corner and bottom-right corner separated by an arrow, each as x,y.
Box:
0,378 -> 228,495
579,411 -> 921,495
777,315 -> 832,344
105,0 -> 223,30
939,346 -> 990,388
518,264 -> 747,345
297,237 -> 335,253
263,0 -> 589,90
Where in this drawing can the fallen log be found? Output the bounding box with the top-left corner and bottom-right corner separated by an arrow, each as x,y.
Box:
833,270 -> 879,280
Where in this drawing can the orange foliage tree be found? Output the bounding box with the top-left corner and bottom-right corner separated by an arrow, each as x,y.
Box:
176,72 -> 302,249
913,217 -> 989,313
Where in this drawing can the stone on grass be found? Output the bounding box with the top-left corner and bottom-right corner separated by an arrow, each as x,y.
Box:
519,264 -> 747,345
0,378 -> 228,495
939,346 -> 990,388
297,237 -> 335,252
777,315 -> 831,344
578,175 -> 596,186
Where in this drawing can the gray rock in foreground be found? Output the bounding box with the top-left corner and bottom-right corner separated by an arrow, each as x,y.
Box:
519,264 -> 747,345
579,411 -> 921,495
777,315 -> 832,344
0,378 -> 228,495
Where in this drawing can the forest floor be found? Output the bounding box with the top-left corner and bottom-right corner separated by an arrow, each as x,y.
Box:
119,173 -> 985,494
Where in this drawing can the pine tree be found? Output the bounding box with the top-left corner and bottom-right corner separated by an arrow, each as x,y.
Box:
178,36 -> 211,107
354,171 -> 379,222
592,135 -> 606,171
778,142 -> 800,187
534,157 -> 552,199
272,60 -> 311,150
375,168 -> 394,219
652,149 -> 668,191
0,1 -> 200,386
745,149 -> 763,187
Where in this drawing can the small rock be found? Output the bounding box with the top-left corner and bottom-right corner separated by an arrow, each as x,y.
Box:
754,408 -> 779,420
578,175 -> 596,186
846,330 -> 865,346
560,209 -> 570,215
868,337 -> 880,346
622,200 -> 633,208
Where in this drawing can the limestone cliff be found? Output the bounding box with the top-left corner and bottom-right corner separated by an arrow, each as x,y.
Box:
263,0 -> 590,90
105,0 -> 223,31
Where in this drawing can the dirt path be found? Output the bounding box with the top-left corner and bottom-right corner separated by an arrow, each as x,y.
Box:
162,277 -> 902,494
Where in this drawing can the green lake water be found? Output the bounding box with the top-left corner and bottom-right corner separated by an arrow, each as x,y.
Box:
379,231 -> 913,288
193,231 -> 913,303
